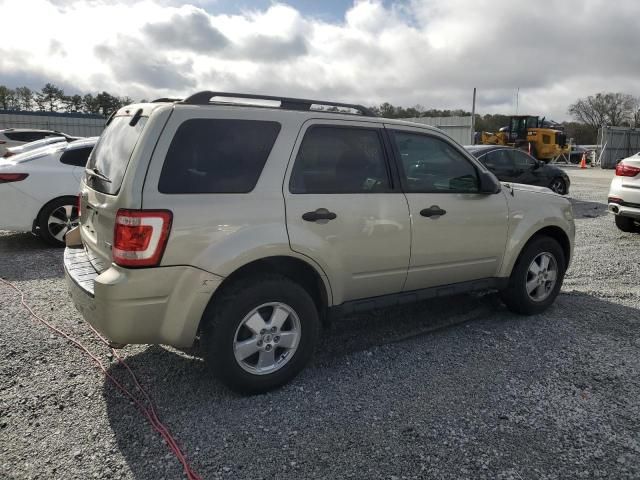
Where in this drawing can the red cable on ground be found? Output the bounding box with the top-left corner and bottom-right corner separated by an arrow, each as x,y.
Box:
0,277 -> 202,480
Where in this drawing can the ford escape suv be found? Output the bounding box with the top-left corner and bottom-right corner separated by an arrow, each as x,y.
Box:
64,92 -> 575,394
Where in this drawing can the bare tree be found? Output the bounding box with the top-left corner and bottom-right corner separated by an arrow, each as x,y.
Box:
568,92 -> 636,128
15,87 -> 33,110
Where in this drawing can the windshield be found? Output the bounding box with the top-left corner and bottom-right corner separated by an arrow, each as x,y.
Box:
86,115 -> 147,195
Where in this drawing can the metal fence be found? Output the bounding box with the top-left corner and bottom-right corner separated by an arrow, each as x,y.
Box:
398,116 -> 473,146
0,110 -> 106,137
597,126 -> 640,169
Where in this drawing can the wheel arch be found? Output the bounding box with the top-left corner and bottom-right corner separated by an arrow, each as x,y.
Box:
35,194 -> 78,225
199,255 -> 332,332
503,225 -> 572,278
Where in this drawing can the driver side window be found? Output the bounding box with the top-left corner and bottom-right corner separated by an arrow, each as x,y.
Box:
510,150 -> 536,168
392,131 -> 478,193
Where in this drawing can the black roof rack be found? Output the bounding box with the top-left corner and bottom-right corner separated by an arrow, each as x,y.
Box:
180,91 -> 376,117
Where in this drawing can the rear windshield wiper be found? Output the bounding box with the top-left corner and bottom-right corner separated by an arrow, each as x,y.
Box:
85,167 -> 112,183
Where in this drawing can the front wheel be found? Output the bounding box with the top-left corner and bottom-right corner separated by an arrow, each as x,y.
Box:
500,236 -> 566,315
549,177 -> 567,195
201,274 -> 320,394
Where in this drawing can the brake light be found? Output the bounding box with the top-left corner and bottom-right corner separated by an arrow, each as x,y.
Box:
3,151 -> 15,158
608,196 -> 623,204
0,173 -> 29,183
112,209 -> 172,267
615,163 -> 640,177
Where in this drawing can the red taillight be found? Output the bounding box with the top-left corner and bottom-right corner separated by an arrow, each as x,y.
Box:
615,163 -> 640,177
0,173 -> 29,183
3,151 -> 15,158
112,209 -> 172,267
608,196 -> 623,204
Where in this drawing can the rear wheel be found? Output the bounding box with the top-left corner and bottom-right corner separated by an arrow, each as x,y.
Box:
500,236 -> 566,315
549,177 -> 567,195
614,215 -> 638,233
37,196 -> 79,247
201,274 -> 320,394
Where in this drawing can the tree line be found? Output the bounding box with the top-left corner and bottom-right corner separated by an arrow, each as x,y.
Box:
0,83 -> 637,144
0,83 -> 136,116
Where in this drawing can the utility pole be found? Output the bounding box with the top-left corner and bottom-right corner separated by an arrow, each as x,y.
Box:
470,87 -> 476,144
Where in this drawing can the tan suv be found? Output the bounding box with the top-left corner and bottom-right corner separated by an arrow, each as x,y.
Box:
64,92 -> 575,393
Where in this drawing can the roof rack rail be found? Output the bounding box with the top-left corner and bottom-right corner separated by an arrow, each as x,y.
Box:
180,91 -> 376,117
152,97 -> 182,103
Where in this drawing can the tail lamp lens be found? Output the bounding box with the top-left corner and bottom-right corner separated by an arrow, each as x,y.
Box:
615,163 -> 640,177
112,209 -> 172,267
0,173 -> 29,183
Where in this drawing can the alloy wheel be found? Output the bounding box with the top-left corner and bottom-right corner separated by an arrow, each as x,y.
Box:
233,302 -> 301,375
525,252 -> 558,302
47,205 -> 79,242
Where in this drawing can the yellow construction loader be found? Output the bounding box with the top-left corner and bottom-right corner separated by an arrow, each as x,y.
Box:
481,115 -> 568,162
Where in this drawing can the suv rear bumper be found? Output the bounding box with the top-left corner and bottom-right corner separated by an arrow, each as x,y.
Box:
64,247 -> 222,347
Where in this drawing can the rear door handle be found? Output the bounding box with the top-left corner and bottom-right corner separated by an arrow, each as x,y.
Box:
420,205 -> 447,218
302,208 -> 337,222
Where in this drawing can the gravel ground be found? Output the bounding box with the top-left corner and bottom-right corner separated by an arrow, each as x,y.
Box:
1,166 -> 639,480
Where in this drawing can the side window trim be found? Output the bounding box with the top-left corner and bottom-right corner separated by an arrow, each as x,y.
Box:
288,123 -> 396,194
386,127 -> 482,194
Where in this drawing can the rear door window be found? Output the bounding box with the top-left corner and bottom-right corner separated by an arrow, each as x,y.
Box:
289,126 -> 390,194
86,116 -> 148,194
60,146 -> 93,167
158,119 -> 281,194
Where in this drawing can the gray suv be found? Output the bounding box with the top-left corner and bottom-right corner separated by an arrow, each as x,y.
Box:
64,92 -> 575,393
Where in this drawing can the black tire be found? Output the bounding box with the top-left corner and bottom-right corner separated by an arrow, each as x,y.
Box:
201,274 -> 320,394
548,177 -> 567,195
500,235 -> 566,315
614,215 -> 638,233
37,196 -> 79,247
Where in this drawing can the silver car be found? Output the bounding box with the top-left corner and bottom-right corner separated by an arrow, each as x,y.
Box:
64,92 -> 575,394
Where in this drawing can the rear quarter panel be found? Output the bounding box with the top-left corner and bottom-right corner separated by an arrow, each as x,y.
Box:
0,152 -> 78,231
140,106 -> 333,302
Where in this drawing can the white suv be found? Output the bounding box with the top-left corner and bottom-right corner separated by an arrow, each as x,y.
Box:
64,92 -> 575,393
608,152 -> 640,233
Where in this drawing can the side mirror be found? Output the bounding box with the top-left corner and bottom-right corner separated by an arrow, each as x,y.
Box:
478,170 -> 501,194
532,161 -> 542,170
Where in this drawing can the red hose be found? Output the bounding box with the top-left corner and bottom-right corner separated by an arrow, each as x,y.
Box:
0,278 -> 202,480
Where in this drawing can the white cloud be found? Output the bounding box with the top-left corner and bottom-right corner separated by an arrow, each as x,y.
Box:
1,0 -> 638,119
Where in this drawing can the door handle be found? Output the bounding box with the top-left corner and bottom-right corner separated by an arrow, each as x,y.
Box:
420,205 -> 447,218
302,208 -> 337,222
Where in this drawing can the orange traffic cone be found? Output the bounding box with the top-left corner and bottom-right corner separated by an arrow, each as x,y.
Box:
580,153 -> 587,169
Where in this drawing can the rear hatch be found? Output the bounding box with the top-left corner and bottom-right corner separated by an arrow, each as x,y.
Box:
79,111 -> 151,272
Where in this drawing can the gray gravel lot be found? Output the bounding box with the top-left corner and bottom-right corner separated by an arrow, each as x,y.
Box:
1,166 -> 639,480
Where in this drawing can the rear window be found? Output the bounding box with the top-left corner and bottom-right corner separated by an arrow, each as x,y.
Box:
60,146 -> 93,167
5,131 -> 54,142
158,119 -> 281,194
86,116 -> 148,195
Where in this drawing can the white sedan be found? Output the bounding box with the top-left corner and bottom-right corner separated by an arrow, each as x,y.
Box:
0,137 -> 98,246
608,152 -> 640,233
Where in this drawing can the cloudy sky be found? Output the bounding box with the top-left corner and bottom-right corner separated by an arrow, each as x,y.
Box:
1,0 -> 639,120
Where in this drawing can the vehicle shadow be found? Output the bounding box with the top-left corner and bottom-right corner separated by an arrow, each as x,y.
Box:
570,198 -> 609,219
102,292 -> 640,479
0,231 -> 64,280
